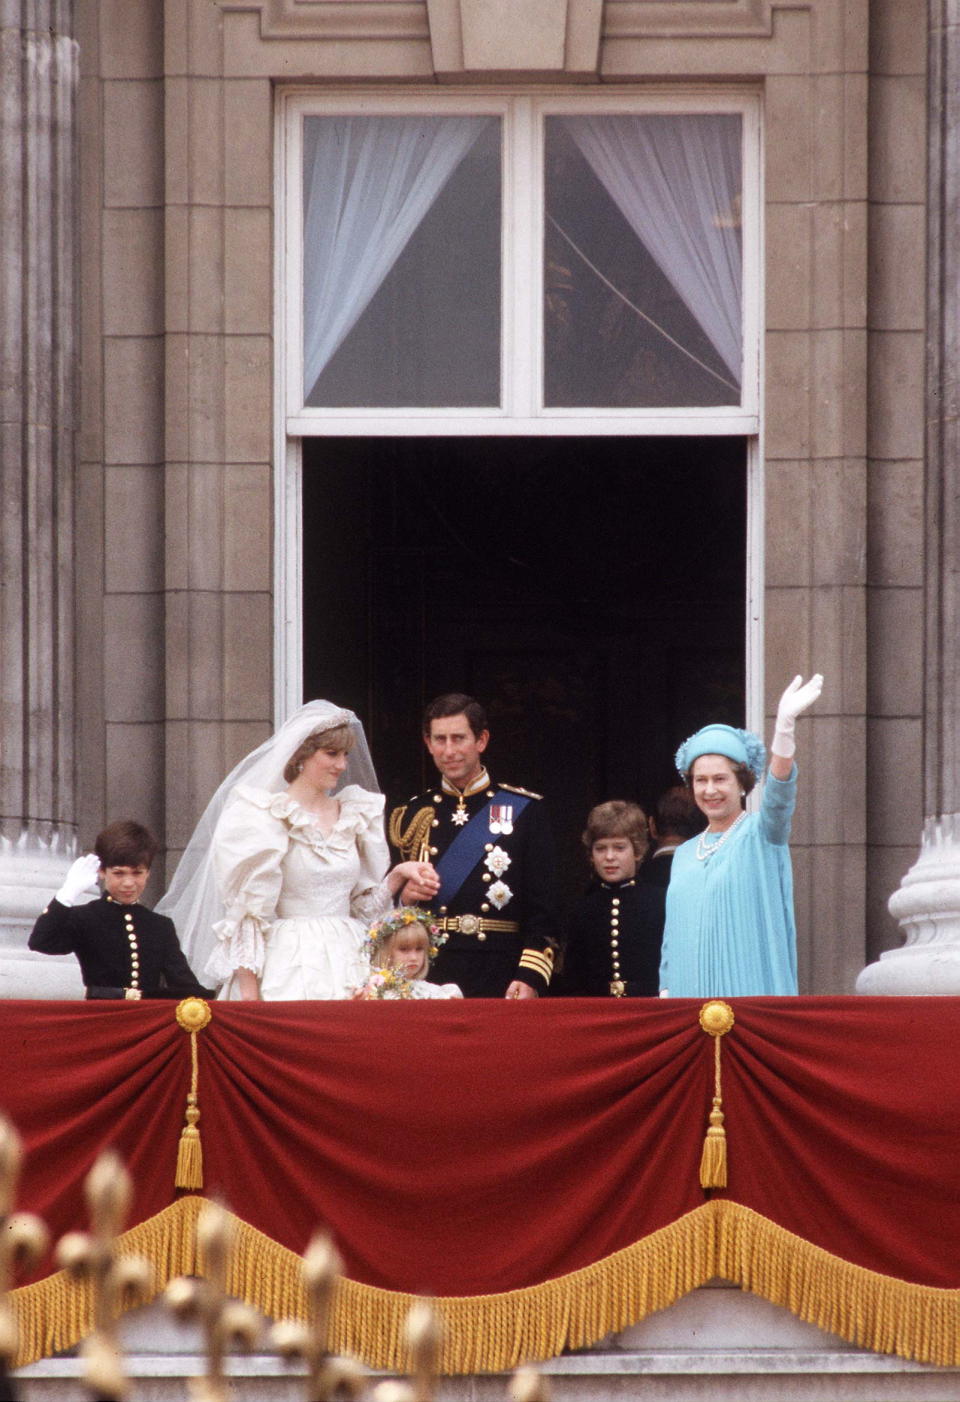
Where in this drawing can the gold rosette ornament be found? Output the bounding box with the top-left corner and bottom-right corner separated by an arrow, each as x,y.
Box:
175,998 -> 212,1190
698,1000 -> 735,1190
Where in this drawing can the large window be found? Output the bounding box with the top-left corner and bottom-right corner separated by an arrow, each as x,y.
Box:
281,91 -> 761,435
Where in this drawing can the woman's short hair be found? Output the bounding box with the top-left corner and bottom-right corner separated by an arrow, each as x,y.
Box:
684,756 -> 757,798
581,800 -> 650,861
284,724 -> 355,783
94,820 -> 159,870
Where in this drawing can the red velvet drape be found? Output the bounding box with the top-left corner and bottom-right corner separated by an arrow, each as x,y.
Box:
3,997 -> 958,1293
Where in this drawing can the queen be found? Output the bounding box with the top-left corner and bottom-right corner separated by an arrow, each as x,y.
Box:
658,673 -> 823,999
157,702 -> 435,1000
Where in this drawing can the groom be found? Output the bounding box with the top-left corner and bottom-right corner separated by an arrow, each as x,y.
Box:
389,693 -> 558,999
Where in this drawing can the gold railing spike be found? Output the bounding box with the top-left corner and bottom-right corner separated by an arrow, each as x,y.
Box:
0,1114 -> 48,1385
55,1149 -> 151,1401
165,1198 -> 261,1402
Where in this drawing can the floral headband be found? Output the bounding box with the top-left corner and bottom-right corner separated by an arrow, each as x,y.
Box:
363,907 -> 448,964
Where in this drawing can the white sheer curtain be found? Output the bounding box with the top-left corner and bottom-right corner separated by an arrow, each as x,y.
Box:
302,115 -> 493,401
559,114 -> 743,385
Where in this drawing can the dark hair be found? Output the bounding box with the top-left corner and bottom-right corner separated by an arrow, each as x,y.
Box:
581,800 -> 650,862
422,693 -> 489,739
94,820 -> 158,870
653,785 -> 706,839
684,756 -> 757,800
283,724 -> 355,784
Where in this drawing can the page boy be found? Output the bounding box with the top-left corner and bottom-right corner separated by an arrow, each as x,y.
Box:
29,820 -> 211,1000
554,800 -> 666,997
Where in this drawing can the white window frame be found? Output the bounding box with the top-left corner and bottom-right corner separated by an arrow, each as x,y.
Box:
274,84 -> 765,729
280,86 -> 761,437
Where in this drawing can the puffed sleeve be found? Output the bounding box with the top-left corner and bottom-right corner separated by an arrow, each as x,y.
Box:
206,787 -> 290,984
339,787 -> 393,925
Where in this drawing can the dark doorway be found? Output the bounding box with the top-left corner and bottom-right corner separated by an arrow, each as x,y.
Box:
302,436 -> 746,908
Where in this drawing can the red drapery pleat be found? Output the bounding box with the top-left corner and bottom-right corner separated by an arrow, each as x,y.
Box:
2,997 -> 959,1295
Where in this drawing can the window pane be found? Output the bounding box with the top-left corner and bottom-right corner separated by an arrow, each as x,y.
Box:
303,115 -> 501,409
544,114 -> 743,408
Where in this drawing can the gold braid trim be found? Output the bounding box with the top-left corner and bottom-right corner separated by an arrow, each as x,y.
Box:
9,1198 -> 960,1371
388,805 -> 436,862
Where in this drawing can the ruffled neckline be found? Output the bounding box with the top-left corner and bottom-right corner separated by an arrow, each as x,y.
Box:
233,783 -> 384,856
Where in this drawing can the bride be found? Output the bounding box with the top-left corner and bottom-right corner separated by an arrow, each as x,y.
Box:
157,701 -> 436,1000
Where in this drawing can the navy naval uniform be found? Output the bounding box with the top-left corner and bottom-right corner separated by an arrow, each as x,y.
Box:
29,895 -> 211,999
554,877 -> 665,997
389,769 -> 558,998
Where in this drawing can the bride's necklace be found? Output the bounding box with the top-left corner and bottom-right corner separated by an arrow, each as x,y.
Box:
696,810 -> 746,861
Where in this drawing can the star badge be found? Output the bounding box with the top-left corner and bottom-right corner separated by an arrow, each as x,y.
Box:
487,880 -> 513,910
484,846 -> 511,877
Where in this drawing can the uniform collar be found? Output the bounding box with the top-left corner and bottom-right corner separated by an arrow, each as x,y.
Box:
441,767 -> 491,800
600,877 -> 636,892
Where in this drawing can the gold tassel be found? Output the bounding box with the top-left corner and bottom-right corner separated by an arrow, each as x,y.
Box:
698,1001 -> 735,1190
174,999 -> 212,1190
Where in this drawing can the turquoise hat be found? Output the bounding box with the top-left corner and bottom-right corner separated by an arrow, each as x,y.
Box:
675,724 -> 766,781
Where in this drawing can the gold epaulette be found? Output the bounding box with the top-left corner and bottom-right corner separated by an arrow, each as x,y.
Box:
498,782 -> 543,800
388,802 -> 435,861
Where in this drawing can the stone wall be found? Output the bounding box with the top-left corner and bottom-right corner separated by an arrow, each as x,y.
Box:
65,0 -> 930,985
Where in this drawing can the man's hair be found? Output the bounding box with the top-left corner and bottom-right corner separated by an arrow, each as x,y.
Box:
94,820 -> 159,870
653,785 -> 706,839
581,800 -> 649,861
422,693 -> 489,739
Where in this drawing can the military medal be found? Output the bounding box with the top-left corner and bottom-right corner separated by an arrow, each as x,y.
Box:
489,804 -> 513,835
451,798 -> 469,827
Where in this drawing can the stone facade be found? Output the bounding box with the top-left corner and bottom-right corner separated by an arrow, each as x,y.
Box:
0,0 -> 946,992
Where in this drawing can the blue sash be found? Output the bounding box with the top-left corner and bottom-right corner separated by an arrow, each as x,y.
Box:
435,791 -> 531,909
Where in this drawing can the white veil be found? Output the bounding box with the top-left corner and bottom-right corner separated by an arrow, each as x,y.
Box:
156,701 -> 379,979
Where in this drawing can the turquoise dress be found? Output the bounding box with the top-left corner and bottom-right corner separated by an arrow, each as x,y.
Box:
659,767 -> 798,997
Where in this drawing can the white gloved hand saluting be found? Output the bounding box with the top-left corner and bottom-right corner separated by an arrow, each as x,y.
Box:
55,852 -> 102,907
771,673 -> 824,759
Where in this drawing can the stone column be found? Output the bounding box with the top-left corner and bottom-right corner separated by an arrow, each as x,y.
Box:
0,0 -> 83,996
858,0 -> 960,992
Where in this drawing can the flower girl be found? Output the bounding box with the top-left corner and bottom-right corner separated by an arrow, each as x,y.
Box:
355,908 -> 463,1000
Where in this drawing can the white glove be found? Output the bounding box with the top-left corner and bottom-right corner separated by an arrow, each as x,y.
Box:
771,673 -> 824,759
55,853 -> 102,907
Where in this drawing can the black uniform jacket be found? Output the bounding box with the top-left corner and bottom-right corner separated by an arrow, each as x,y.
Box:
389,775 -> 558,998
555,877 -> 665,997
29,895 -> 211,999
637,848 -> 677,889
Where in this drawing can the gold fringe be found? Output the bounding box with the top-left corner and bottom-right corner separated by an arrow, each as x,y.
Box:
9,1198 -> 960,1373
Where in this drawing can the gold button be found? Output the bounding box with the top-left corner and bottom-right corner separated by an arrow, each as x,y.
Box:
439,906 -> 447,915
432,819 -> 439,828
478,933 -> 486,942
612,898 -> 620,907
485,843 -> 493,852
482,873 -> 491,883
429,846 -> 438,856
433,794 -> 442,803
481,903 -> 490,913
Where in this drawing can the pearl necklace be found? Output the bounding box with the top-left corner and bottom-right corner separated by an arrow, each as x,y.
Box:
696,810 -> 747,861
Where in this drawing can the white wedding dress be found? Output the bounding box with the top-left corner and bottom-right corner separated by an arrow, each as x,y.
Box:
206,783 -> 392,1000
